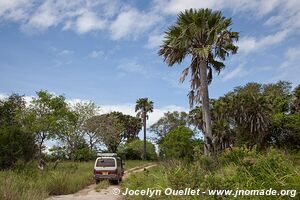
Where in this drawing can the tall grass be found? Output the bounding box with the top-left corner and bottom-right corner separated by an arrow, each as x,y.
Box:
0,161 -> 94,200
122,148 -> 300,200
0,159 -> 152,200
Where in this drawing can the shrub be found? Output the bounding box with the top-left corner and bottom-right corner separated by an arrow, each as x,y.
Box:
123,148 -> 300,200
0,126 -> 36,169
160,126 -> 195,160
118,139 -> 157,160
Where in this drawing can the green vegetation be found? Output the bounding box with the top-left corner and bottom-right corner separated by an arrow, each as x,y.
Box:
122,148 -> 300,200
123,160 -> 153,171
95,180 -> 109,192
0,7 -> 299,200
0,161 -> 94,200
135,98 -> 154,160
150,81 -> 300,160
159,8 -> 239,156
0,160 -> 151,200
118,139 -> 157,160
160,126 -> 196,160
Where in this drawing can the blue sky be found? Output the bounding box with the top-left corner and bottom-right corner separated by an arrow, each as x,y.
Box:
1,0 -> 300,128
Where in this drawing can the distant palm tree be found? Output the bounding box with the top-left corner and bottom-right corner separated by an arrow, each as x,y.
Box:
135,98 -> 154,160
159,8 -> 239,156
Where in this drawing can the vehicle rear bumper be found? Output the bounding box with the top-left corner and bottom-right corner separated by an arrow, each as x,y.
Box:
94,174 -> 119,180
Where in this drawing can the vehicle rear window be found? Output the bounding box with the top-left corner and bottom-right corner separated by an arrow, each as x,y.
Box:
96,158 -> 115,167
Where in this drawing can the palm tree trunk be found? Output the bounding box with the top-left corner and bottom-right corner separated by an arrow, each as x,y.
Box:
143,114 -> 147,160
199,60 -> 213,156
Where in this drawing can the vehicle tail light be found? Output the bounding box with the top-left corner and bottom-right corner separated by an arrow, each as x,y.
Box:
94,170 -> 101,174
94,170 -> 117,175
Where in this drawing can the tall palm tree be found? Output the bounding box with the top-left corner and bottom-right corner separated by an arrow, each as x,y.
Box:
159,8 -> 239,156
135,98 -> 154,160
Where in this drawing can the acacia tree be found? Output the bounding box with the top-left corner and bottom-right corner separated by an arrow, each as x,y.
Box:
159,8 -> 239,156
135,98 -> 153,160
54,101 -> 99,158
88,114 -> 124,152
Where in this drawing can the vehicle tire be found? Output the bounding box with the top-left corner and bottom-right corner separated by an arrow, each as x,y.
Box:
114,179 -> 119,185
119,177 -> 122,182
95,179 -> 100,184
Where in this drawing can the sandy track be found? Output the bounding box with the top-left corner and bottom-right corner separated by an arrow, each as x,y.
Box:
47,163 -> 157,200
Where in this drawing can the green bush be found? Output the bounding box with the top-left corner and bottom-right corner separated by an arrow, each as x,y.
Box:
118,139 -> 157,160
123,148 -> 300,200
160,126 -> 195,160
0,126 -> 36,169
73,143 -> 96,161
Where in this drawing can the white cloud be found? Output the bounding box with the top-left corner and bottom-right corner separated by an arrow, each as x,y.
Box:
1,92 -> 187,127
271,45 -> 300,85
0,92 -> 33,105
156,0 -> 280,16
0,93 -> 8,100
89,50 -> 104,58
222,65 -> 248,81
110,8 -> 161,40
17,0 -> 111,33
145,33 -> 164,49
285,46 -> 300,61
75,11 -> 106,34
58,49 -> 73,56
0,0 -> 299,54
23,0 -> 60,31
100,103 -> 187,127
118,60 -> 147,75
238,29 -> 289,54
0,0 -> 33,21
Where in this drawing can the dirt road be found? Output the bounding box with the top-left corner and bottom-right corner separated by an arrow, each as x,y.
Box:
47,163 -> 157,200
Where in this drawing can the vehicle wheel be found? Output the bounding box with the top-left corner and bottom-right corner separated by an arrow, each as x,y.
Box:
95,179 -> 100,184
114,179 -> 120,185
119,177 -> 122,182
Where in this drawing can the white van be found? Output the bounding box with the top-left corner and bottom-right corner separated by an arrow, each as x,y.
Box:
93,153 -> 124,184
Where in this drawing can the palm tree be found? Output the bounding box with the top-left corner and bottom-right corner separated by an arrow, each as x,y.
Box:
135,98 -> 154,160
159,8 -> 239,156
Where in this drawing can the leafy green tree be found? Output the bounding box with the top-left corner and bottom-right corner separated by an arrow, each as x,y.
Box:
160,126 -> 196,160
27,91 -> 70,161
48,145 -> 68,160
110,112 -> 142,142
263,81 -> 292,114
269,113 -> 300,151
0,94 -> 26,126
55,101 -> 99,159
0,94 -> 36,169
159,8 -> 239,156
135,98 -> 154,160
149,111 -> 189,145
85,112 -> 142,153
87,114 -> 125,152
291,84 -> 300,114
118,139 -> 157,160
0,126 -> 36,169
74,101 -> 99,151
73,142 -> 96,161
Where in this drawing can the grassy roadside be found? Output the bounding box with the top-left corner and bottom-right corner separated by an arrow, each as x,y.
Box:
123,160 -> 152,171
121,165 -> 170,200
0,160 -> 151,200
121,149 -> 300,200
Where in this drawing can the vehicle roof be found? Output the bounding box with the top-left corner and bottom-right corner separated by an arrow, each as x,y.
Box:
96,156 -> 121,159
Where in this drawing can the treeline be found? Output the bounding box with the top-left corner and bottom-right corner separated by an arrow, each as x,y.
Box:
0,91 -> 155,169
150,81 -> 300,160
